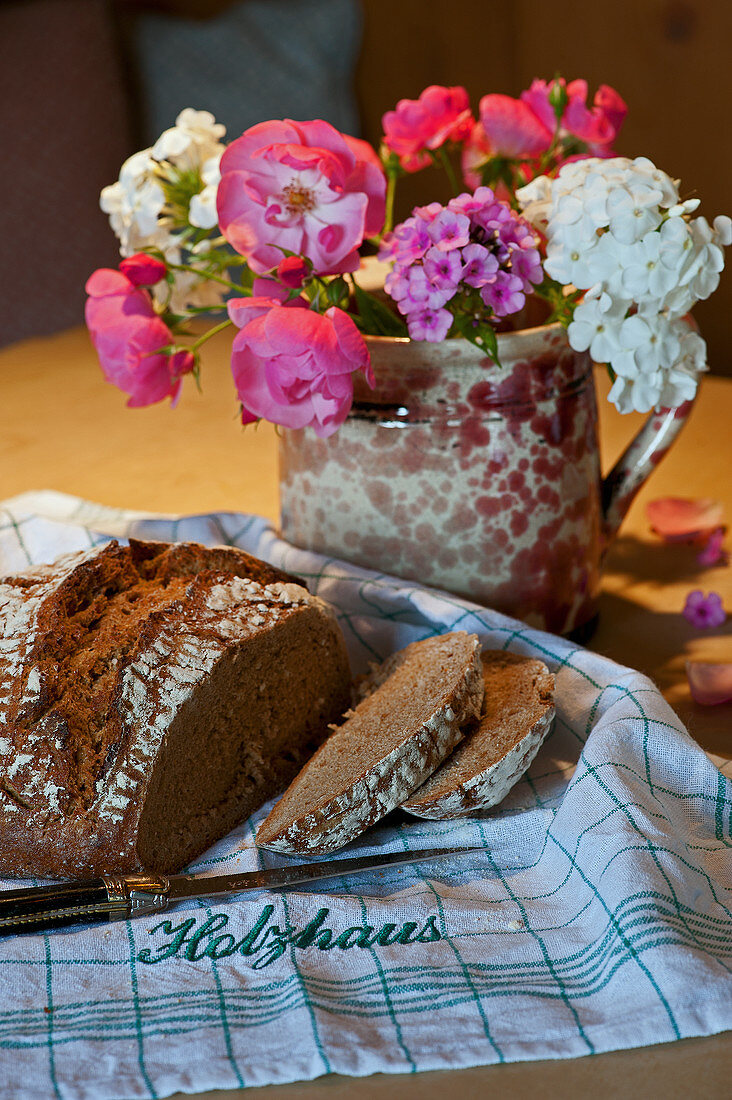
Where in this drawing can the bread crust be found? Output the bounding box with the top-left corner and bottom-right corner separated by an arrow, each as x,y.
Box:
0,540 -> 349,878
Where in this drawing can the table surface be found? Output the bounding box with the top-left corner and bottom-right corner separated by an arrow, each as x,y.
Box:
1,326 -> 730,1098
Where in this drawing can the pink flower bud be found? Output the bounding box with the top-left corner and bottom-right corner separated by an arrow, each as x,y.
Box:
119,253 -> 167,287
169,349 -> 196,380
277,256 -> 309,288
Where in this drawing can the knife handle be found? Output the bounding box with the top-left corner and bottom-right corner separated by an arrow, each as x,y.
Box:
0,874 -> 170,937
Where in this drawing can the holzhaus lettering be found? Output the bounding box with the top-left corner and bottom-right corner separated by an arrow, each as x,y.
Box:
138,905 -> 441,969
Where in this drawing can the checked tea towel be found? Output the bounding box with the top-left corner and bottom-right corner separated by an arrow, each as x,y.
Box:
0,491 -> 731,1100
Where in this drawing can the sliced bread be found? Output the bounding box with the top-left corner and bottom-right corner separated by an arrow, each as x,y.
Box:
255,632 -> 484,855
401,650 -> 554,819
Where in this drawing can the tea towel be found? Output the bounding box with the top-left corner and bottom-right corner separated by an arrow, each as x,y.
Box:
0,491 -> 730,1100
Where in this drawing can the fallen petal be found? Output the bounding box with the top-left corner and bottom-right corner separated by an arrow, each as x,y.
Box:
646,496 -> 725,540
697,527 -> 729,567
686,661 -> 732,705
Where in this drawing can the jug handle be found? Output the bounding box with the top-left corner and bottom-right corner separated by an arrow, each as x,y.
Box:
601,395 -> 697,546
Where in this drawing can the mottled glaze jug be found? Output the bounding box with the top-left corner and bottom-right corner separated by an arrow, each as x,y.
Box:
278,326 -> 694,635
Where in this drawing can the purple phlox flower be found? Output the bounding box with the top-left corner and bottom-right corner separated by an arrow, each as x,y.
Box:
427,209 -> 471,251
407,306 -> 453,342
449,189 -> 494,219
384,187 -> 541,327
394,265 -> 453,315
384,268 -> 411,303
379,216 -> 431,266
423,245 -> 464,290
682,589 -> 727,629
473,203 -> 514,238
413,201 -> 444,225
473,186 -> 499,204
461,242 -> 499,288
377,230 -> 401,264
410,265 -> 454,308
697,527 -> 728,567
481,272 -> 526,317
508,241 -> 544,292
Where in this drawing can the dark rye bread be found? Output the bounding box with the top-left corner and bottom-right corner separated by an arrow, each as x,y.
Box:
402,651 -> 555,819
0,539 -> 350,878
256,632 -> 484,855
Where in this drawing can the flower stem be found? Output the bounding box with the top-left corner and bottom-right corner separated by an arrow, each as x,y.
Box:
384,169 -> 397,235
437,147 -> 461,196
190,319 -> 233,351
165,260 -> 248,293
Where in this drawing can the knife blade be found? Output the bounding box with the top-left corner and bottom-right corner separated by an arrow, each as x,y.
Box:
0,846 -> 484,937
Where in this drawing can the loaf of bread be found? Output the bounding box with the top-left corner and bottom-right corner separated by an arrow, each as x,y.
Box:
402,651 -> 554,819
256,632 -> 484,855
0,539 -> 351,878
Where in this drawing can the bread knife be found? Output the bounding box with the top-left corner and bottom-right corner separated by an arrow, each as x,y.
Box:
0,846 -> 484,937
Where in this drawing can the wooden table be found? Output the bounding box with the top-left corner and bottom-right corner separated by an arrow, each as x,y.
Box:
1,326 -> 730,1097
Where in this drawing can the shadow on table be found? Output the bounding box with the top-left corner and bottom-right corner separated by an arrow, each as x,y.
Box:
591,584 -> 732,756
594,586 -> 730,671
603,533 -> 728,587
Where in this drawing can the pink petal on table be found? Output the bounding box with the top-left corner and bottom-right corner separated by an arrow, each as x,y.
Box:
686,661 -> 732,706
697,528 -> 729,567
646,497 -> 725,541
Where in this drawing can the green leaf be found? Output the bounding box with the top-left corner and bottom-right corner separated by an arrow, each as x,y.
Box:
451,312 -> 502,366
533,275 -> 580,327
325,277 -> 349,307
352,282 -> 409,337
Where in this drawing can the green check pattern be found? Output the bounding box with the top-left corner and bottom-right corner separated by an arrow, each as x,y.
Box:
0,491 -> 730,1100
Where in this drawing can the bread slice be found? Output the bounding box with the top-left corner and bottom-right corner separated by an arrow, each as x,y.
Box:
401,651 -> 554,819
256,632 -> 484,855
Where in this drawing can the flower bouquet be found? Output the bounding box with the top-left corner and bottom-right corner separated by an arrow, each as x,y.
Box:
86,80 -> 730,634
87,80 -> 730,430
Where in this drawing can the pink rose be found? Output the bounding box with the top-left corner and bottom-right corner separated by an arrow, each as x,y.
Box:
119,253 -> 167,287
217,119 -> 386,275
227,297 -> 372,437
461,120 -> 493,190
476,79 -> 627,167
592,84 -> 628,144
382,85 -> 474,171
521,78 -> 627,152
85,269 -> 193,407
478,95 -> 553,159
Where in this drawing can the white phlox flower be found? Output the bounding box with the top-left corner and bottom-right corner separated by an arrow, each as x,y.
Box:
618,312 -> 681,374
582,233 -> 629,298
607,370 -> 666,414
101,109 -> 226,250
188,154 -> 222,230
152,109 -> 226,173
713,215 -> 732,246
673,321 -> 708,375
619,232 -> 681,301
524,154 -> 729,414
544,239 -> 600,288
606,316 -> 706,413
605,184 -> 665,244
100,149 -> 166,254
514,175 -> 552,231
568,296 -> 625,364
100,109 -> 228,312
